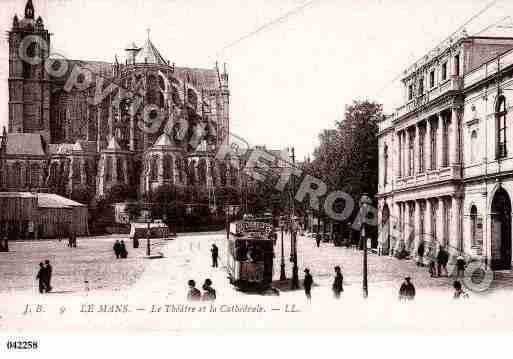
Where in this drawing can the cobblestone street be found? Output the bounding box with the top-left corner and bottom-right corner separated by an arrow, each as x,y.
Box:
0,231 -> 480,297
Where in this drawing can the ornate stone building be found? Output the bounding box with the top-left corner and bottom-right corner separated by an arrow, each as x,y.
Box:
1,0 -> 241,201
377,30 -> 513,270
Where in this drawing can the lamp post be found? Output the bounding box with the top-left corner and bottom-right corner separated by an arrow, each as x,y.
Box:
280,223 -> 286,281
145,210 -> 153,257
360,193 -> 372,299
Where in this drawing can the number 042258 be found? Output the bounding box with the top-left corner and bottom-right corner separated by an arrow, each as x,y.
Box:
6,341 -> 38,350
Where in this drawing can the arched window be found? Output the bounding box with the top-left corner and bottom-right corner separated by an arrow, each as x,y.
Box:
219,162 -> 227,186
197,159 -> 207,185
175,158 -> 183,183
383,145 -> 388,185
116,158 -> 124,183
496,95 -> 507,159
150,156 -> 159,182
230,165 -> 238,187
163,155 -> 173,181
72,159 -> 81,183
30,163 -> 40,188
470,130 -> 478,163
105,156 -> 113,182
11,162 -> 22,188
470,205 -> 478,246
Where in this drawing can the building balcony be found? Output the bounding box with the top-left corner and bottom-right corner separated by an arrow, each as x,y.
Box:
395,76 -> 463,121
394,164 -> 461,191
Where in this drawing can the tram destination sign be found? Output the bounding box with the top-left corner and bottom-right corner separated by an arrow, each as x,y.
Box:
230,221 -> 273,237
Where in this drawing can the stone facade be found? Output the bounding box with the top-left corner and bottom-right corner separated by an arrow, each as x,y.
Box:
377,31 -> 513,270
1,0 -> 242,201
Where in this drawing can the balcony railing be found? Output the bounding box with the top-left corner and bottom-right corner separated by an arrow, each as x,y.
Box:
395,76 -> 463,120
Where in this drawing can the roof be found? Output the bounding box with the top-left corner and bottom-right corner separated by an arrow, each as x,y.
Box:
37,193 -> 85,208
135,37 -> 167,65
174,67 -> 220,90
73,140 -> 97,153
47,143 -> 75,155
152,133 -> 179,148
0,192 -> 85,208
4,133 -> 46,156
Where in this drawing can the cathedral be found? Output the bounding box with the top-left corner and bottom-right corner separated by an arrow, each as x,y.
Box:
0,0 -> 240,202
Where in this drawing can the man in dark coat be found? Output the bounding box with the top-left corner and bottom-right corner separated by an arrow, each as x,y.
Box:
332,265 -> 344,299
113,240 -> 121,259
303,268 -> 313,301
44,260 -> 53,292
120,241 -> 128,259
211,244 -> 219,268
201,279 -> 217,301
437,247 -> 449,277
36,262 -> 48,294
399,276 -> 416,300
456,255 -> 466,278
417,241 -> 425,266
187,280 -> 201,301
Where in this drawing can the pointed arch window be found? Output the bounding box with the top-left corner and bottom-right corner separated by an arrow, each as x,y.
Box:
30,163 -> 40,188
496,95 -> 507,159
163,155 -> 173,181
150,156 -> 159,182
12,162 -> 22,188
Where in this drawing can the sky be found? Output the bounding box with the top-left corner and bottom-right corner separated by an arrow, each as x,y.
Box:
2,0 -> 513,159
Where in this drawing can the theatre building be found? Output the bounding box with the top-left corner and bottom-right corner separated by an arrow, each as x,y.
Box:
377,30 -> 513,270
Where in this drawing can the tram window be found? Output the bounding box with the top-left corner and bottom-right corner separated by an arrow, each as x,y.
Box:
235,241 -> 248,261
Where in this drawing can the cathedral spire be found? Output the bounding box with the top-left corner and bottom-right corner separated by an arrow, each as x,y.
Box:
25,0 -> 35,19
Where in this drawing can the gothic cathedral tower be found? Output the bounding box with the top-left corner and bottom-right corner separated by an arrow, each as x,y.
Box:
8,0 -> 51,143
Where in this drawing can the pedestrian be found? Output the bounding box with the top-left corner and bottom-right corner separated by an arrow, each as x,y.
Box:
315,233 -> 321,248
453,280 -> 469,299
202,278 -> 216,301
429,258 -> 437,278
332,265 -> 344,299
36,262 -> 48,294
187,279 -> 201,301
44,259 -> 53,292
113,240 -> 121,259
437,246 -> 449,277
120,240 -> 128,259
211,244 -> 219,268
417,241 -> 425,267
456,255 -> 466,278
303,268 -> 313,302
398,276 -> 416,300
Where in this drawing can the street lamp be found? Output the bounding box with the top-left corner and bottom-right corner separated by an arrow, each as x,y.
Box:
145,210 -> 153,257
280,223 -> 286,281
360,193 -> 372,299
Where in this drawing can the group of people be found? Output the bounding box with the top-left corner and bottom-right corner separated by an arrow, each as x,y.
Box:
302,265 -> 344,301
417,245 -> 466,279
113,240 -> 128,259
398,276 -> 469,300
187,279 -> 216,301
36,260 -> 53,294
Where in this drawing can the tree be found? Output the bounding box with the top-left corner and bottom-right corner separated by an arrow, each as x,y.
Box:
306,100 -> 382,228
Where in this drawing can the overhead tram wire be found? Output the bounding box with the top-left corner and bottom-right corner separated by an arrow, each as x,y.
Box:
214,0 -> 324,59
374,0 -> 501,99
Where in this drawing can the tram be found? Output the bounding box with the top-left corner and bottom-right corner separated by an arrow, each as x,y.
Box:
226,219 -> 275,290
